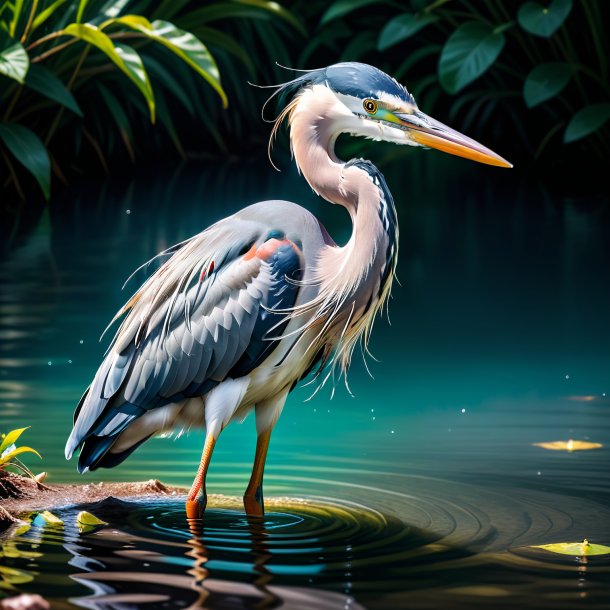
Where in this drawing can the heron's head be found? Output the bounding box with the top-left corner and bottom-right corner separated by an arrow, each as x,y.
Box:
271,62 -> 511,168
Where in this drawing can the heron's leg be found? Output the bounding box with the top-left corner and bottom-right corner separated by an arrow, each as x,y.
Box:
244,428 -> 272,517
243,390 -> 288,516
186,432 -> 216,519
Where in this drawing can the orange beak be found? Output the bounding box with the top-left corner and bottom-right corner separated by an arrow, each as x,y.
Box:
396,111 -> 512,168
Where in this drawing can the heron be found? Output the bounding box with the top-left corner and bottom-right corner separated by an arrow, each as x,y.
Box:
65,62 -> 511,519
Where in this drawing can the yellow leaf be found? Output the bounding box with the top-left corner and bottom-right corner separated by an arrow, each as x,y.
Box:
0,427 -> 29,454
33,510 -> 63,527
0,445 -> 42,467
76,510 -> 108,533
532,539 -> 610,556
533,439 -> 602,452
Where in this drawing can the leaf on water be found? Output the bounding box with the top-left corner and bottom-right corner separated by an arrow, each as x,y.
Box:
77,510 -> 108,534
532,539 -> 610,556
533,439 -> 602,451
32,511 -> 64,527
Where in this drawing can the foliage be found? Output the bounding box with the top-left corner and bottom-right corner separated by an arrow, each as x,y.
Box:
303,0 -> 610,168
0,0 -> 302,204
0,427 -> 41,475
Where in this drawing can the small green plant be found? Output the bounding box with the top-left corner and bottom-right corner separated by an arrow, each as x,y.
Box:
0,427 -> 41,476
0,0 -> 229,201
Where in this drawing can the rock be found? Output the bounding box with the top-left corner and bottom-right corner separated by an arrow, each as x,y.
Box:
0,594 -> 50,610
0,506 -> 20,530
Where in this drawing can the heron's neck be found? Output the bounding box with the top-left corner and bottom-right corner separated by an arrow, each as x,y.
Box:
290,86 -> 391,243
288,86 -> 398,310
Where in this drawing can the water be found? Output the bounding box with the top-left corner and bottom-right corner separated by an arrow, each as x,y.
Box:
1,153 -> 609,608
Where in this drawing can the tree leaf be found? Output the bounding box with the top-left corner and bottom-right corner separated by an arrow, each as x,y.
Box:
523,62 -> 571,108
9,0 -> 24,38
0,123 -> 50,198
25,64 -> 83,116
76,0 -> 89,23
564,103 -> 610,143
518,0 -> 572,37
378,13 -> 438,51
0,31 -> 29,84
175,0 -> 306,36
0,427 -> 29,454
109,17 -> 227,108
234,0 -> 306,36
62,23 -> 155,121
438,22 -> 505,94
31,0 -> 68,33
321,0 -> 382,25
97,84 -> 134,160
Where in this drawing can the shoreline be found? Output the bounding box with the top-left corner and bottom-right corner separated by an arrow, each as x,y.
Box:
0,471 -> 186,530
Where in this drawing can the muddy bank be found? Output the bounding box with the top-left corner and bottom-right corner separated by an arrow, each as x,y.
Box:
0,471 -> 186,529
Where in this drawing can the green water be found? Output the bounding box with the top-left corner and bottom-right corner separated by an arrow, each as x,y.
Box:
1,155 -> 609,608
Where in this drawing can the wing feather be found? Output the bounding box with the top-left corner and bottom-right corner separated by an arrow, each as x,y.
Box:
66,218 -> 303,471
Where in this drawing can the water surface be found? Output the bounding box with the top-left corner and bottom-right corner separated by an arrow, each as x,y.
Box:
0,155 -> 609,608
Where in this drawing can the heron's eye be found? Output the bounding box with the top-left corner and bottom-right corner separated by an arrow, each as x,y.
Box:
363,99 -> 378,115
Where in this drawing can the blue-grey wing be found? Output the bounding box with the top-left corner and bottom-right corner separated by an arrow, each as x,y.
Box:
66,217 -> 303,470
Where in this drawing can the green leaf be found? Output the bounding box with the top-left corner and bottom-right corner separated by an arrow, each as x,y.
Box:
564,103 -> 610,143
0,427 -> 29,454
523,62 -> 571,108
144,54 -> 196,116
76,510 -> 108,534
62,23 -> 155,121
0,31 -> 29,84
518,0 -> 572,37
0,123 -> 50,198
76,0 -> 89,23
181,1 -> 307,35
110,17 -> 227,108
97,84 -> 134,160
101,0 -> 132,19
378,13 -> 438,51
321,0 -> 380,24
234,0 -> 306,36
25,64 -> 83,116
0,445 -> 42,467
31,0 -> 68,33
9,0 -> 23,37
438,22 -> 505,94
